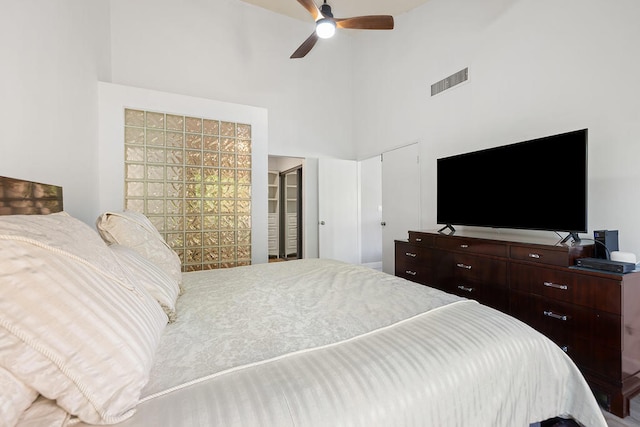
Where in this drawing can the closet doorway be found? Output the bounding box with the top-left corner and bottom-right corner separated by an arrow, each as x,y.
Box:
268,156 -> 303,261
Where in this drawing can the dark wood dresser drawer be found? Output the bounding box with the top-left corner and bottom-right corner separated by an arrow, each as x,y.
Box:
436,236 -> 508,257
395,241 -> 431,285
452,253 -> 507,288
510,245 -> 571,266
408,231 -> 434,246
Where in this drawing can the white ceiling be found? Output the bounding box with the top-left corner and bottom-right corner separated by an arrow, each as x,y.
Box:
239,0 -> 430,22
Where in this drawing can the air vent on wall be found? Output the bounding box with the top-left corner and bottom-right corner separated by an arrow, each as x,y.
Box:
431,68 -> 468,96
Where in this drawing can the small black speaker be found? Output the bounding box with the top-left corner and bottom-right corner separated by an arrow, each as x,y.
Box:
594,230 -> 619,259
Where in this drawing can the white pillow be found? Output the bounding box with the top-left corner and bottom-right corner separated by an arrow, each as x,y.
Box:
110,244 -> 180,322
0,212 -> 167,424
0,367 -> 38,427
96,211 -> 182,285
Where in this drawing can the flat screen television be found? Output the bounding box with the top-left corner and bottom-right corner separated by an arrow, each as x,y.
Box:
437,129 -> 588,240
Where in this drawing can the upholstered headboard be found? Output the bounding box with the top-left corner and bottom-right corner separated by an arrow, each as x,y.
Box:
0,176 -> 63,215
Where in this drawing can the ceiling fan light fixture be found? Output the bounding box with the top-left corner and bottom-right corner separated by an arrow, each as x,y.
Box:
316,18 -> 336,39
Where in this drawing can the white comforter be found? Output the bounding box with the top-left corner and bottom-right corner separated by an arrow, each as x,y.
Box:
19,259 -> 606,427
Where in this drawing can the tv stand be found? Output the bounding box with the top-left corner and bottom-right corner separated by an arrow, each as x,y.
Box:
560,231 -> 581,244
437,224 -> 456,234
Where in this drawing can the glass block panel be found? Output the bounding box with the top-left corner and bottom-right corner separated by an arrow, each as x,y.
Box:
220,231 -> 235,245
220,169 -> 235,183
220,200 -> 235,214
166,132 -> 184,147
220,154 -> 235,168
237,124 -> 251,139
186,232 -> 202,247
123,108 -> 251,270
166,114 -> 184,131
126,181 -> 144,198
125,109 -> 145,127
166,199 -> 183,214
237,170 -> 251,184
203,184 -> 219,199
220,138 -> 235,153
186,150 -> 202,166
220,121 -> 236,137
203,168 -> 219,183
186,215 -> 202,231
220,246 -> 236,262
185,117 -> 203,133
203,152 -> 219,167
147,182 -> 164,197
237,246 -> 251,260
237,200 -> 250,214
237,215 -> 251,229
238,230 -> 251,245
203,119 -> 219,136
126,145 -> 145,162
147,199 -> 164,215
167,183 -> 183,198
203,231 -> 219,245
146,129 -> 165,146
125,127 -> 145,145
204,216 -> 219,232
167,216 -> 184,231
237,185 -> 251,199
236,139 -> 251,153
220,184 -> 234,199
203,136 -> 219,151
126,199 -> 144,212
186,134 -> 202,150
237,155 -> 251,169
236,261 -> 250,267
146,112 -> 165,129
204,247 -> 219,262
149,216 -> 165,232
146,147 -> 165,163
146,166 -> 164,181
167,149 -> 184,164
167,166 -> 184,181
126,164 -> 145,180
220,215 -> 235,229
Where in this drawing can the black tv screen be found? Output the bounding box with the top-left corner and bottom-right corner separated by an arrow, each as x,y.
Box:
437,129 -> 588,233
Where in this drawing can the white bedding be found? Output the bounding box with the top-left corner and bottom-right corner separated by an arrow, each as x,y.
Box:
18,259 -> 606,427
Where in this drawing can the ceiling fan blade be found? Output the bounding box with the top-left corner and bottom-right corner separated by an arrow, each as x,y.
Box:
296,0 -> 321,21
335,15 -> 394,30
290,31 -> 320,59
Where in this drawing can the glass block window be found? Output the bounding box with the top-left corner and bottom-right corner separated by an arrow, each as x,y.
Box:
124,108 -> 252,271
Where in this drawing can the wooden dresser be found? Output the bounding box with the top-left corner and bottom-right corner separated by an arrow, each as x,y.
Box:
395,229 -> 640,417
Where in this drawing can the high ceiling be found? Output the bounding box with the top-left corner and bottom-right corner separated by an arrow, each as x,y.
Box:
239,0 -> 430,22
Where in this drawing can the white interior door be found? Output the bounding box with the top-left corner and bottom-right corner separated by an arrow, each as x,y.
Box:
382,144 -> 421,274
359,155 -> 383,269
318,158 -> 359,264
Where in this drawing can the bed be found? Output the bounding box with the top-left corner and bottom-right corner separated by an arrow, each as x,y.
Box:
0,176 -> 607,427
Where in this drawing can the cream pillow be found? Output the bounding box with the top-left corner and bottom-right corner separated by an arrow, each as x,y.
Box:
0,367 -> 38,427
110,244 -> 180,322
0,212 -> 167,424
96,211 -> 182,285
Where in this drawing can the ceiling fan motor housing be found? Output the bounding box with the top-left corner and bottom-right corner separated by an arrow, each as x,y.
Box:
320,3 -> 333,18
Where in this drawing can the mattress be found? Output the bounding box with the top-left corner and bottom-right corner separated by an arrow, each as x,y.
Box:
18,259 -> 607,427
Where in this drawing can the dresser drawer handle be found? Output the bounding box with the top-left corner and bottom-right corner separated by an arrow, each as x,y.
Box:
543,281 -> 568,290
561,345 -> 569,353
405,252 -> 417,258
528,253 -> 541,259
460,244 -> 469,248
543,310 -> 568,321
457,285 -> 474,293
405,270 -> 417,276
414,238 -> 422,242
456,263 -> 472,270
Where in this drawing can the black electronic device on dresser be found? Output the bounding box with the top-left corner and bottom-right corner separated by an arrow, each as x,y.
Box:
395,230 -> 640,418
594,229 -> 619,259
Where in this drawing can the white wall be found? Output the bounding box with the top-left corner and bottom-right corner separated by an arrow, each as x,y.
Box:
0,0 -> 111,224
109,0 -> 356,160
352,0 -> 640,257
98,82 -> 269,264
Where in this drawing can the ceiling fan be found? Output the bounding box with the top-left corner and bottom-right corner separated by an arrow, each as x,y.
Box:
290,0 -> 394,59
